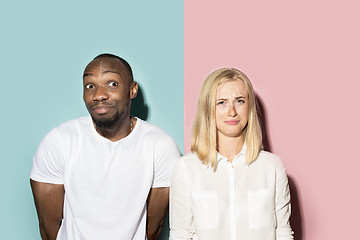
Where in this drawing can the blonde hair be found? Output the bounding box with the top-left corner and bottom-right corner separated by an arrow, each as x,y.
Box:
191,68 -> 262,167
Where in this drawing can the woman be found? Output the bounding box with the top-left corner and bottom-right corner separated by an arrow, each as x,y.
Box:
170,68 -> 293,240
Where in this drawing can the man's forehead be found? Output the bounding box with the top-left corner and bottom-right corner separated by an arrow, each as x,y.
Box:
85,58 -> 124,71
83,58 -> 130,78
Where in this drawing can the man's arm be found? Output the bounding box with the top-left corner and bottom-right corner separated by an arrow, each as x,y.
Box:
147,187 -> 169,240
30,179 -> 65,240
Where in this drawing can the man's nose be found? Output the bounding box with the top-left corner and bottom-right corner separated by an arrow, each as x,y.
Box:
92,86 -> 109,101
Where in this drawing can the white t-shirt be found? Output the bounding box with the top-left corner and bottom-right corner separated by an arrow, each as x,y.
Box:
31,116 -> 180,240
170,144 -> 293,240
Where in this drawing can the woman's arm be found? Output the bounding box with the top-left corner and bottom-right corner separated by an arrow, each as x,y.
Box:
275,160 -> 294,240
169,159 -> 195,240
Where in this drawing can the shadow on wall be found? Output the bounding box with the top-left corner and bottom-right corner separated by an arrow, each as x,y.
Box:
129,83 -> 170,240
130,83 -> 149,121
257,94 -> 303,240
288,176 -> 303,239
257,94 -> 272,152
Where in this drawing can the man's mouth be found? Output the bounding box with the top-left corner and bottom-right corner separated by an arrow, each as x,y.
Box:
91,104 -> 114,114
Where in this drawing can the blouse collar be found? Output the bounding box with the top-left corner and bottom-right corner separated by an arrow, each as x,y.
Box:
216,142 -> 247,166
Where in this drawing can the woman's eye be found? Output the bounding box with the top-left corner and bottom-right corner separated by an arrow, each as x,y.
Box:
108,81 -> 118,87
237,99 -> 244,103
217,101 -> 225,105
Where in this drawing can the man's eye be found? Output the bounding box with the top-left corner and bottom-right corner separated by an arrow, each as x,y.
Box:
85,84 -> 94,89
108,81 -> 118,87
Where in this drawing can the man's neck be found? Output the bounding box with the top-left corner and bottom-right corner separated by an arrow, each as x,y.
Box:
94,116 -> 134,142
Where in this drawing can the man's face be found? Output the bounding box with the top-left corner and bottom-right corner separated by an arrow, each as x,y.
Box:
83,58 -> 136,129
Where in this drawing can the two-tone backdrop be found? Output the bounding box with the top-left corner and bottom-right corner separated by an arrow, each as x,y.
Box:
1,0 -> 359,239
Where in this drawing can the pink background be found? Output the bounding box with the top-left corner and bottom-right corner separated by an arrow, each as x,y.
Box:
184,0 -> 360,239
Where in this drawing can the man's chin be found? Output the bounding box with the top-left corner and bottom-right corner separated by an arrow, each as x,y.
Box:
91,114 -> 118,129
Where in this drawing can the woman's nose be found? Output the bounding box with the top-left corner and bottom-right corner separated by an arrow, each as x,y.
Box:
227,103 -> 237,117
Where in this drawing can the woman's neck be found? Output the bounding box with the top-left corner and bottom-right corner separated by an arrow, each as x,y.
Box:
217,134 -> 244,163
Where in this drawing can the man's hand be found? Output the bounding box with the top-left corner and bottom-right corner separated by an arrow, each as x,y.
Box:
147,187 -> 169,240
30,179 -> 65,240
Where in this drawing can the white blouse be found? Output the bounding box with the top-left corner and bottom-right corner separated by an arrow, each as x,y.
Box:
170,145 -> 293,240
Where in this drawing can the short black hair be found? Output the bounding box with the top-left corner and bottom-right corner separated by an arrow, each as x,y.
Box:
93,53 -> 134,81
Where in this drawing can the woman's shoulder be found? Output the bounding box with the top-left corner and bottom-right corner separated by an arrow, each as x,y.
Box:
258,150 -> 280,159
178,152 -> 210,169
172,153 -> 202,179
254,150 -> 285,167
179,152 -> 200,164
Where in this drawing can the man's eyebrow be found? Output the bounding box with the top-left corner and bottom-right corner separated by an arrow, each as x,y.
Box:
83,73 -> 93,78
83,71 -> 122,78
103,70 -> 121,76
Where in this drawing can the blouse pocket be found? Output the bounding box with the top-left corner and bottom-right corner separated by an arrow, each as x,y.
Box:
191,191 -> 218,229
247,188 -> 275,229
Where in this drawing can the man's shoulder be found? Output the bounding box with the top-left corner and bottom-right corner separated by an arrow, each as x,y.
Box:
57,115 -> 90,128
45,116 -> 91,140
53,116 -> 90,132
135,118 -> 179,154
135,118 -> 171,138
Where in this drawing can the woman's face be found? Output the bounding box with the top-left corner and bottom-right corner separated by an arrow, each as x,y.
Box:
215,79 -> 249,140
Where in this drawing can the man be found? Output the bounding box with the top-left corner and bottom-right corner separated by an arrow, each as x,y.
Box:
30,53 -> 180,240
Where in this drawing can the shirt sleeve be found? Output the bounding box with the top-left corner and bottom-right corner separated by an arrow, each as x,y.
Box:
169,158 -> 196,240
152,133 -> 180,188
275,158 -> 294,240
30,128 -> 65,184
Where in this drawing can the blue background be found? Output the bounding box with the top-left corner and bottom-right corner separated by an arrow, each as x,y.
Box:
0,1 -> 183,239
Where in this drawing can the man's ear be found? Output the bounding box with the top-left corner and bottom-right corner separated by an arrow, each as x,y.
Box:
130,82 -> 138,99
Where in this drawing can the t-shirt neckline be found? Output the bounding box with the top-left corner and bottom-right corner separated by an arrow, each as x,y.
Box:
88,116 -> 140,144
